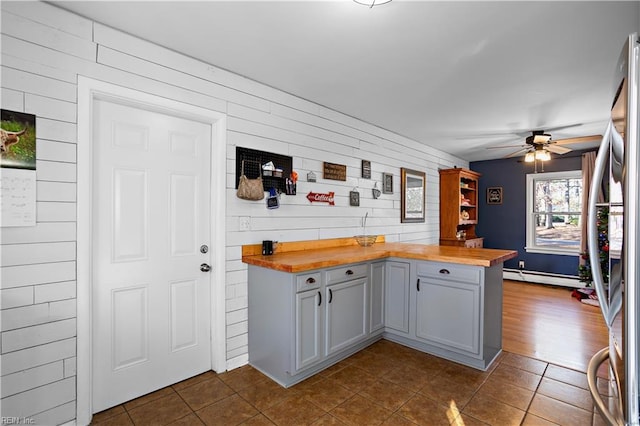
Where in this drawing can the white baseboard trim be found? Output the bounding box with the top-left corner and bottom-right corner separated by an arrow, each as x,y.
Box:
226,354 -> 249,371
503,268 -> 584,288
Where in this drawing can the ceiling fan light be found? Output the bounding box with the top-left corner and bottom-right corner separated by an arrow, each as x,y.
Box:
525,151 -> 535,162
535,149 -> 551,161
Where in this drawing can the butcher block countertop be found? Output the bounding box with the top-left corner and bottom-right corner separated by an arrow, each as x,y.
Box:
242,237 -> 517,273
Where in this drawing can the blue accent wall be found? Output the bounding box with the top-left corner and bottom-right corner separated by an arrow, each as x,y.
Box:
470,150 -> 596,276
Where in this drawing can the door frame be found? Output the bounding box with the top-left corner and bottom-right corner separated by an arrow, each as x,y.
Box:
76,76 -> 227,424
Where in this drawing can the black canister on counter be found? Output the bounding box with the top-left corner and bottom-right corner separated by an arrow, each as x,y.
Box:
262,240 -> 274,255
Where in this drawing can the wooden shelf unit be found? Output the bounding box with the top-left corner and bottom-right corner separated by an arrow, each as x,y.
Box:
439,167 -> 483,248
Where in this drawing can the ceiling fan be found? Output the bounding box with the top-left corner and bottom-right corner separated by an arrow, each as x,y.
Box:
487,130 -> 602,161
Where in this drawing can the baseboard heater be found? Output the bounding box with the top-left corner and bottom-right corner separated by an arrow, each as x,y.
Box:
503,268 -> 583,288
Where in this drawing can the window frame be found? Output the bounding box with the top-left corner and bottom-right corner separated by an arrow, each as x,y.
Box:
525,170 -> 582,255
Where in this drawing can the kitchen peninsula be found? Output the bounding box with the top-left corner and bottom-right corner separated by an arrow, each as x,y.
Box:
242,237 -> 517,387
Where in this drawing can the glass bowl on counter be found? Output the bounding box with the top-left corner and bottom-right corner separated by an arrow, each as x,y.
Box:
354,235 -> 377,247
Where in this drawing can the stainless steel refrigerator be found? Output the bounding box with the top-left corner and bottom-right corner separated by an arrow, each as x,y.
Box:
587,32 -> 639,425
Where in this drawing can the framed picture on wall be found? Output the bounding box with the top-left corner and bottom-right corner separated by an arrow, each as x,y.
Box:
1,109 -> 36,170
1,110 -> 37,227
349,190 -> 360,206
361,160 -> 371,179
487,187 -> 503,204
382,173 -> 393,194
400,168 -> 426,223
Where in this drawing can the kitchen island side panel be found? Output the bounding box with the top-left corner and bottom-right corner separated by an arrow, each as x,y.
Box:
482,263 -> 503,361
247,265 -> 295,384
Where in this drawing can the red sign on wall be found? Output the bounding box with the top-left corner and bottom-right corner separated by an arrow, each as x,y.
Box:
306,191 -> 335,206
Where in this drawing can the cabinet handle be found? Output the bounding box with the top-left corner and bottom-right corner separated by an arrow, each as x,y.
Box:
439,269 -> 451,274
345,269 -> 354,275
329,288 -> 333,303
317,291 -> 322,306
306,277 -> 316,284
417,278 -> 421,291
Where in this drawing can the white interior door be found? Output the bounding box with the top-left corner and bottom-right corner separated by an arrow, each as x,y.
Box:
91,98 -> 213,412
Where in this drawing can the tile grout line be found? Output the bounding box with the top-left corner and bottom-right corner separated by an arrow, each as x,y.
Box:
519,362 -> 550,425
169,382 -> 203,425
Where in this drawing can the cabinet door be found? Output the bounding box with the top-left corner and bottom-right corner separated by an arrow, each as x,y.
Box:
325,278 -> 367,356
385,261 -> 410,334
415,276 -> 480,355
295,290 -> 323,372
369,262 -> 385,333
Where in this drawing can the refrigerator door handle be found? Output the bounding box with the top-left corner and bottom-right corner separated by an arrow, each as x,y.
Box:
610,124 -> 624,183
588,347 -> 623,426
588,120 -> 614,327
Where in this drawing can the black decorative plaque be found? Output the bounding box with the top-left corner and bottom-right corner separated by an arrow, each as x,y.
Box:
361,160 -> 371,179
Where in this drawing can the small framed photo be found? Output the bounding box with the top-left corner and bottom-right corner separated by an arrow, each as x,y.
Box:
361,160 -> 371,179
487,187 -> 503,205
349,190 -> 360,207
382,173 -> 393,194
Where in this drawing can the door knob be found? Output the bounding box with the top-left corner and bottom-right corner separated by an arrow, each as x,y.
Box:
200,263 -> 211,272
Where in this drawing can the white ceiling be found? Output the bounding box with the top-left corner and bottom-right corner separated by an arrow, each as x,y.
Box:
53,1 -> 639,162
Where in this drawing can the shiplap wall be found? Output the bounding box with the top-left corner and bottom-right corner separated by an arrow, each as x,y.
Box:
0,1 -> 467,423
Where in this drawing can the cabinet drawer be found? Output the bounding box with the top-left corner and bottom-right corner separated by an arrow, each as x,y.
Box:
416,262 -> 480,284
296,272 -> 321,292
326,263 -> 368,285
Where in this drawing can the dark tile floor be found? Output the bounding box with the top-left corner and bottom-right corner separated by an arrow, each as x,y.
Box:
91,339 -> 613,426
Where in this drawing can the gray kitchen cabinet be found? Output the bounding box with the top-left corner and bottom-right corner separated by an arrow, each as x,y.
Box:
415,269 -> 480,354
369,261 -> 386,333
325,277 -> 368,355
248,262 -> 380,387
294,271 -> 323,373
249,255 -> 504,387
384,261 -> 410,334
384,260 -> 503,370
295,288 -> 323,371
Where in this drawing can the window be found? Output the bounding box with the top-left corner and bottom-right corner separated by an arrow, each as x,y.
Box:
526,170 -> 582,255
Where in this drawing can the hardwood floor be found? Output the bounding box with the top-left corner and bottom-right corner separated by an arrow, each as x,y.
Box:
503,279 -> 609,373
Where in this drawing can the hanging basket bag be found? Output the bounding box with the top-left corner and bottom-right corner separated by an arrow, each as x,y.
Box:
237,160 -> 265,201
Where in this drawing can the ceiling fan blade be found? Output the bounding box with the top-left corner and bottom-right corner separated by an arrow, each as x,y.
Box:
553,135 -> 602,145
503,148 -> 528,158
455,123 -> 593,142
546,144 -> 572,154
455,133 -> 511,140
540,123 -> 584,133
486,144 -> 527,149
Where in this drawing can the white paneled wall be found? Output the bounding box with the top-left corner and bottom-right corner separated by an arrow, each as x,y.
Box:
0,1 -> 467,423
